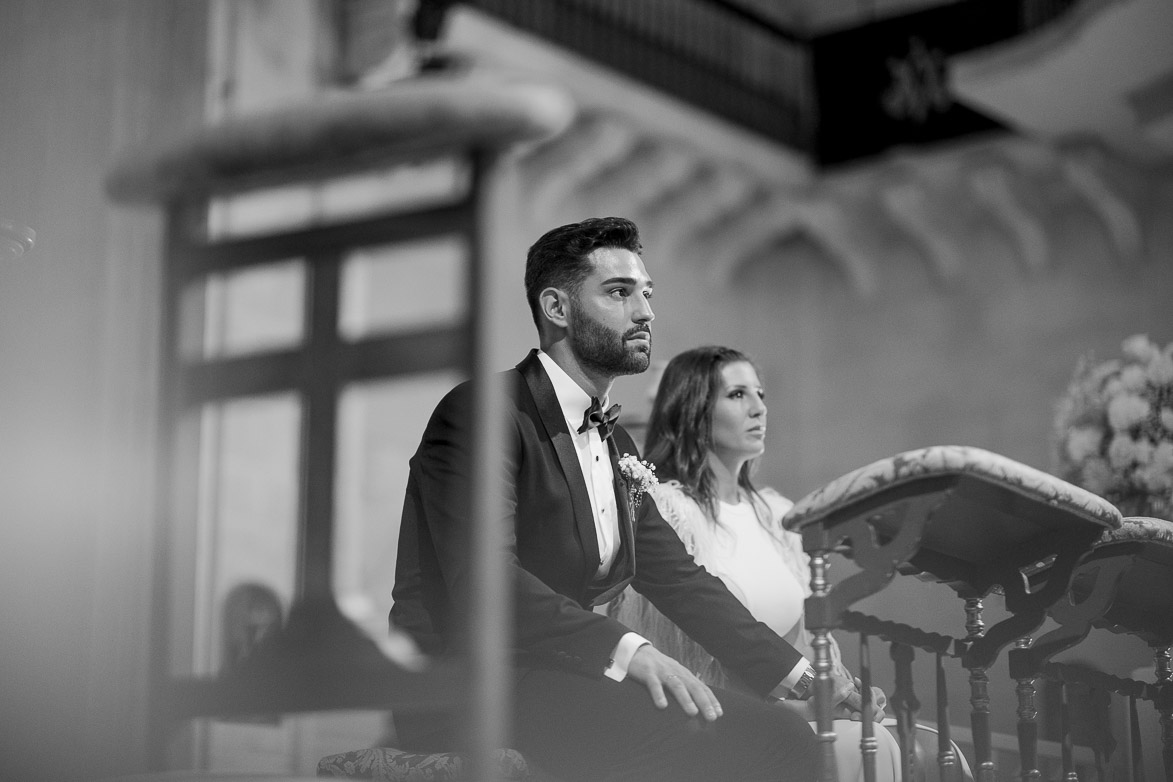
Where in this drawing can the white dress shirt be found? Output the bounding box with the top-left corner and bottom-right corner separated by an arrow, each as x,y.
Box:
536,351 -> 647,680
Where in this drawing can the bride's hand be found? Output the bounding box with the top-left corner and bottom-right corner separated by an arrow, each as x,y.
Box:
771,697 -> 856,722
842,679 -> 888,723
778,672 -> 886,723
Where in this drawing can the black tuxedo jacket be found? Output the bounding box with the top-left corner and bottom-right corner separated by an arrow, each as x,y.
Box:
391,350 -> 802,695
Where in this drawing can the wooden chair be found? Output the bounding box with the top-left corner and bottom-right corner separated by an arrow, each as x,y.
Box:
1015,515 -> 1173,781
784,445 -> 1122,782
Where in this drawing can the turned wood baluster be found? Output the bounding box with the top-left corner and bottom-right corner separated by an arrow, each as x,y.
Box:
860,634 -> 877,782
1058,680 -> 1078,782
1128,695 -> 1147,782
1155,646 -> 1173,782
1013,636 -> 1041,782
964,596 -> 997,782
810,550 -> 841,782
936,652 -> 959,782
890,642 -> 920,782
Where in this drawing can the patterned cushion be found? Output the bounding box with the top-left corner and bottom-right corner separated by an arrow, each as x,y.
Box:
784,445 -> 1121,532
1099,515 -> 1173,546
317,747 -> 530,781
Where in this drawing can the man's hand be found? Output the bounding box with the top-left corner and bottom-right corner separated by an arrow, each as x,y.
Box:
626,645 -> 723,722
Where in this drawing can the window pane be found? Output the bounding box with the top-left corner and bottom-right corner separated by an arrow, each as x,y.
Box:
333,371 -> 464,654
180,259 -> 306,361
319,157 -> 470,221
193,393 -> 301,676
339,236 -> 467,339
209,185 -> 319,239
204,157 -> 470,241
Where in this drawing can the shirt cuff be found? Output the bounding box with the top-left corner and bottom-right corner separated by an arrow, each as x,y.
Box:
769,656 -> 812,700
603,633 -> 650,682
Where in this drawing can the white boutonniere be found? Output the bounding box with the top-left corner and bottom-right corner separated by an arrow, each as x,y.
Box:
618,454 -> 658,518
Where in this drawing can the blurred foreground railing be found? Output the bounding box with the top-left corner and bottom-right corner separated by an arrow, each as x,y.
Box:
106,74 -> 575,777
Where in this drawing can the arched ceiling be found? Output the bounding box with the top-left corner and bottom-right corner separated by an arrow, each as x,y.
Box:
441,7 -> 1166,298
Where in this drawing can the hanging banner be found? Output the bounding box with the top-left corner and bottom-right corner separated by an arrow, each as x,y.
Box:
809,1 -> 1024,166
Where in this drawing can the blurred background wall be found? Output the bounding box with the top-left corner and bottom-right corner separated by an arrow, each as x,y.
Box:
1,0 -> 1170,779
0,2 -> 207,779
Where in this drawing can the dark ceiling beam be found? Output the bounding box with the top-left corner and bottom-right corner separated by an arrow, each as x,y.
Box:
418,0 -> 1083,167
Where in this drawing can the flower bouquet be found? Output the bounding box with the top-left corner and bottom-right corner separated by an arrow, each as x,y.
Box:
1053,334 -> 1173,520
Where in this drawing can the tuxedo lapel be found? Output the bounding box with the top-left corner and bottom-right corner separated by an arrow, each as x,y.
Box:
516,351 -> 601,571
585,437 -> 637,606
611,439 -> 637,563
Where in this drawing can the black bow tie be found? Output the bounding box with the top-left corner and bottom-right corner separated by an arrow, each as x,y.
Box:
577,397 -> 621,441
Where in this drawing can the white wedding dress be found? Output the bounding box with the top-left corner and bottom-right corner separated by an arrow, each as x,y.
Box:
611,481 -> 902,782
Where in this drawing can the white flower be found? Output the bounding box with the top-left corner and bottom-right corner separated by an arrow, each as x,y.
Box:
1055,335 -> 1173,512
1136,463 -> 1173,492
1065,426 -> 1103,464
1079,457 -> 1114,494
618,454 -> 658,516
1120,365 -> 1148,392
618,454 -> 657,491
1136,443 -> 1173,491
1147,354 -> 1173,385
1122,334 -> 1158,363
1107,435 -> 1141,470
1153,441 -> 1173,473
1135,437 -> 1155,466
1106,393 -> 1150,431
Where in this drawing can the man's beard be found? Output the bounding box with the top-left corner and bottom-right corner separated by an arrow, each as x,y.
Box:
568,306 -> 651,377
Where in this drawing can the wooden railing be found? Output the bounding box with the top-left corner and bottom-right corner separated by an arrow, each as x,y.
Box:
786,446 -> 1172,782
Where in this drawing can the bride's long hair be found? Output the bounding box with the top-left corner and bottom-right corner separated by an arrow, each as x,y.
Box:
644,345 -> 767,525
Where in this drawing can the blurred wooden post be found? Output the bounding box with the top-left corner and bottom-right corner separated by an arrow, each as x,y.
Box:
106,77 -> 574,774
466,147 -> 510,782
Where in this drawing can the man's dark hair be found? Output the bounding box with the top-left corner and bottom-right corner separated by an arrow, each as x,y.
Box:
524,217 -> 643,329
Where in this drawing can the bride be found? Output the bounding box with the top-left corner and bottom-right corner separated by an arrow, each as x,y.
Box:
611,345 -> 902,782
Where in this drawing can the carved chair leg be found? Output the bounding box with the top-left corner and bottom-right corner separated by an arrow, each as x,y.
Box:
860,634 -> 877,782
1058,680 -> 1078,782
1014,637 -> 1041,782
1128,694 -> 1148,782
891,643 -> 920,782
936,652 -> 959,782
964,597 -> 996,782
810,551 -> 841,782
1154,646 -> 1173,782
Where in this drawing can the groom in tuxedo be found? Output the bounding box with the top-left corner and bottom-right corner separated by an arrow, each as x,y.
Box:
391,217 -> 819,782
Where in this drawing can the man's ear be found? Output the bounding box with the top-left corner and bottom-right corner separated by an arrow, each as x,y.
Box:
538,287 -> 571,329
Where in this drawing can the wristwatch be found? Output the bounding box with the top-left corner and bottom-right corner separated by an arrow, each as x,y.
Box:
790,664 -> 816,700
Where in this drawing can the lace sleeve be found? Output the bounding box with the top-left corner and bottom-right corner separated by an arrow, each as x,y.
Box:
648,481 -> 709,558
609,481 -> 735,689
